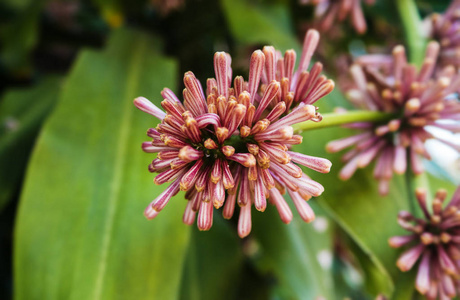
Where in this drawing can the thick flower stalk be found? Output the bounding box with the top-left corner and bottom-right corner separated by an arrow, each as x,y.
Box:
300,0 -> 375,34
389,187 -> 460,299
327,43 -> 460,195
426,0 -> 460,69
134,30 -> 333,238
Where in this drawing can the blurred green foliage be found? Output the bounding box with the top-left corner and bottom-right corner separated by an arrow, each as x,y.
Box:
0,0 -> 46,71
0,76 -> 60,211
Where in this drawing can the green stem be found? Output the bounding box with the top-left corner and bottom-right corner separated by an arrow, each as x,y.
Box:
414,172 -> 432,210
293,110 -> 394,132
396,0 -> 427,66
405,149 -> 416,215
405,149 -> 431,217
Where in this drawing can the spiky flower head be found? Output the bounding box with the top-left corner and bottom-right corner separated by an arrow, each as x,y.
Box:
389,187 -> 460,299
134,30 -> 334,238
426,0 -> 460,70
300,0 -> 376,34
327,43 -> 460,195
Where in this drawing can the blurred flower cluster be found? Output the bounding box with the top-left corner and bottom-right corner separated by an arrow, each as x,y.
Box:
425,0 -> 460,70
390,188 -> 460,299
300,0 -> 376,34
328,42 -> 460,195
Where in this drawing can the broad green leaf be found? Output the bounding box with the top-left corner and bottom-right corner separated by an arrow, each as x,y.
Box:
15,29 -> 191,300
0,76 -> 60,211
303,129 -> 409,295
291,90 -> 404,297
179,217 -> 243,300
329,227 -> 390,299
299,125 -> 408,298
345,231 -> 394,297
391,270 -> 417,300
250,203 -> 335,300
221,0 -> 300,52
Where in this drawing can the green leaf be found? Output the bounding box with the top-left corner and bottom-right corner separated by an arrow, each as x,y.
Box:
179,217 -> 244,300
250,203 -> 335,299
345,231 -> 394,297
221,0 -> 300,52
342,232 -> 416,299
14,29 -> 191,300
0,76 -> 60,211
391,270 -> 417,300
289,90 -> 403,297
297,125 -> 409,298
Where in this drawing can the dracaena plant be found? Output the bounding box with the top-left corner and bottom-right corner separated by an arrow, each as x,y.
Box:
132,2 -> 460,298
128,0 -> 460,299
19,1 -> 456,300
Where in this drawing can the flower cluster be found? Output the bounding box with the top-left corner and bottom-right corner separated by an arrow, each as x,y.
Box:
135,30 -> 334,238
426,0 -> 460,70
300,0 -> 375,34
327,42 -> 460,195
389,187 -> 460,299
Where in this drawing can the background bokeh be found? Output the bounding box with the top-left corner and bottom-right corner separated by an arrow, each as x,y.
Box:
0,0 -> 458,299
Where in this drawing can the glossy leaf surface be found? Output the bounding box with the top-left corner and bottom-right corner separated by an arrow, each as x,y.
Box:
221,0 -> 300,52
251,204 -> 335,299
15,29 -> 191,300
179,217 -> 244,300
